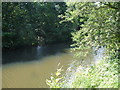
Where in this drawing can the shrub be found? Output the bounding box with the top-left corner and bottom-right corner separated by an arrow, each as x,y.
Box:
46,59 -> 119,88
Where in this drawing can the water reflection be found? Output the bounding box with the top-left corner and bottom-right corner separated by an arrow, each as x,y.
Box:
2,43 -> 70,64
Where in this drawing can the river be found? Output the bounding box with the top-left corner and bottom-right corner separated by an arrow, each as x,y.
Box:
2,43 -> 104,88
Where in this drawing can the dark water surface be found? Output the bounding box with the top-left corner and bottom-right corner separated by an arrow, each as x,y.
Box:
2,43 -> 70,64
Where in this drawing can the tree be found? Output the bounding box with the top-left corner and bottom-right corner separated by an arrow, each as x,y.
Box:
62,2 -> 120,59
2,2 -> 72,48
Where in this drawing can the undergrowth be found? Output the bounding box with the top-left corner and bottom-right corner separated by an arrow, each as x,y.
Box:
46,59 -> 119,88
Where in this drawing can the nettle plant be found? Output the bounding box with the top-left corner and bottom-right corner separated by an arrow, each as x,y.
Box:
46,67 -> 65,88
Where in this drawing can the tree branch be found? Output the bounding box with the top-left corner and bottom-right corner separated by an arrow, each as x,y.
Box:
104,2 -> 118,9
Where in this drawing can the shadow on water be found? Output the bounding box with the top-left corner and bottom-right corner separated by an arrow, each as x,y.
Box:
2,43 -> 70,64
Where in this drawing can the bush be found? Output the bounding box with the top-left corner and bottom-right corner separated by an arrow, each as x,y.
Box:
46,59 -> 119,88
70,59 -> 119,88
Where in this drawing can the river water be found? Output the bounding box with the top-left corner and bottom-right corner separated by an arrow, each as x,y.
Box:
2,43 -> 104,88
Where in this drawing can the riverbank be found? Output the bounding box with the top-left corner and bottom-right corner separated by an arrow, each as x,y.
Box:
66,59 -> 118,88
2,40 -> 72,50
46,58 -> 119,88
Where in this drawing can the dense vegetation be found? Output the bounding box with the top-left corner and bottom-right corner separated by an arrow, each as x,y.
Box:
2,1 -> 120,88
2,2 -> 74,48
46,2 -> 120,88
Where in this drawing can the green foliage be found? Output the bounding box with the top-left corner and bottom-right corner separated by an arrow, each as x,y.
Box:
68,2 -> 120,58
71,60 -> 119,88
2,2 -> 73,48
68,2 -> 119,88
46,59 -> 119,88
46,2 -> 119,88
46,67 -> 65,88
